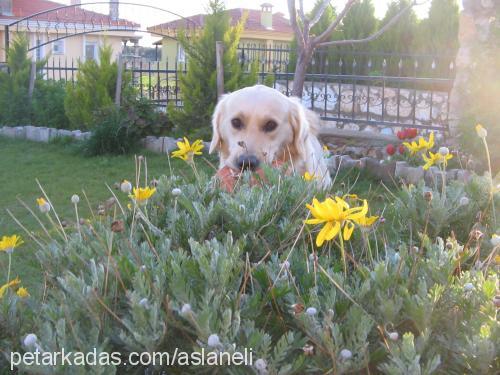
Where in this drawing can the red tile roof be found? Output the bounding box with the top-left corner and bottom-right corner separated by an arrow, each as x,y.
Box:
149,8 -> 292,35
1,0 -> 138,28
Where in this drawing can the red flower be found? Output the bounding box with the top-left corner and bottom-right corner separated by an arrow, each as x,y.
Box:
399,145 -> 405,154
407,128 -> 418,139
397,131 -> 405,140
386,144 -> 396,155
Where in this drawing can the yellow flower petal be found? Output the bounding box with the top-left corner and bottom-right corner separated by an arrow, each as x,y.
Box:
343,221 -> 355,241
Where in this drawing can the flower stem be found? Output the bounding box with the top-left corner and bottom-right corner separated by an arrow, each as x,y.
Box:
6,253 -> 12,284
482,138 -> 497,227
339,234 -> 347,277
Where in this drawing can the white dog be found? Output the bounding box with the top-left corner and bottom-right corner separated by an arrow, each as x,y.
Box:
209,85 -> 331,187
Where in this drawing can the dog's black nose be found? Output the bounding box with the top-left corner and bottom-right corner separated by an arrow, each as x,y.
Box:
236,154 -> 260,171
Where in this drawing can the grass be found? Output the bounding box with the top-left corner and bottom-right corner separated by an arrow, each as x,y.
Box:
0,136 -> 215,294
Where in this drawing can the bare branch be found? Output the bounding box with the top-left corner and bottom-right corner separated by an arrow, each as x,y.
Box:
317,0 -> 417,47
309,0 -> 331,29
313,0 -> 358,45
298,0 -> 306,23
287,0 -> 304,47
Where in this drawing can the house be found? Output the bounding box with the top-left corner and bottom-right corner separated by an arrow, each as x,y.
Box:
0,0 -> 139,64
147,3 -> 293,65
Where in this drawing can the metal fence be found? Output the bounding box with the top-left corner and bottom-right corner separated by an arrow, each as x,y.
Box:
237,45 -> 456,132
10,44 -> 455,132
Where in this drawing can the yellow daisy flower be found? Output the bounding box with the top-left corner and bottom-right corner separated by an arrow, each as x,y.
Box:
403,132 -> 435,155
0,235 -> 24,254
422,151 -> 453,170
305,196 -> 370,246
37,197 -> 51,213
0,278 -> 21,299
303,172 -> 316,181
16,287 -> 30,298
171,137 -> 204,162
129,187 -> 156,204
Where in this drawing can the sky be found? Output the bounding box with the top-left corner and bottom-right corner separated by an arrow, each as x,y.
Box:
57,0 -> 441,46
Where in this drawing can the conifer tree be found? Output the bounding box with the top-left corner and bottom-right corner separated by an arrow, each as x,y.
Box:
170,0 -> 257,139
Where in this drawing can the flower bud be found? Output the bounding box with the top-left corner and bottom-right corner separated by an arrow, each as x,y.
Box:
207,334 -> 220,348
491,234 -> 500,247
306,307 -> 317,316
138,298 -> 149,308
23,334 -> 37,347
71,194 -> 80,204
463,283 -> 474,292
120,180 -> 132,194
181,304 -> 192,315
388,332 -> 399,341
423,191 -> 433,202
475,124 -> 487,139
459,196 -> 469,206
171,188 -> 182,197
494,296 -> 500,308
438,147 -> 449,156
255,358 -> 267,371
340,349 -> 352,360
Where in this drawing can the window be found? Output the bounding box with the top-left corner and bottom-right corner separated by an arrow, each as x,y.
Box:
177,44 -> 185,63
35,39 -> 44,61
52,39 -> 65,55
85,42 -> 98,61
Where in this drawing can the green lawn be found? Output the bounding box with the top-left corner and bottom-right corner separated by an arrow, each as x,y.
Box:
0,136 -> 214,294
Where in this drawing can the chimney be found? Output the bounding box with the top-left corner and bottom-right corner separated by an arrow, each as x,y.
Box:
110,1 -> 119,21
0,0 -> 13,16
260,3 -> 273,29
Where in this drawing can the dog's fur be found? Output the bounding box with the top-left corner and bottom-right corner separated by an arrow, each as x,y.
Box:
209,85 -> 331,187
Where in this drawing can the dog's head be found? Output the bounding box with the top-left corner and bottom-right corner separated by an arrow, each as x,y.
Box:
209,85 -> 311,171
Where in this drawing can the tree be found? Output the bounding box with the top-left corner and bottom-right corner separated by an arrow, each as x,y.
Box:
64,44 -> 134,130
169,0 -> 257,139
287,0 -> 420,96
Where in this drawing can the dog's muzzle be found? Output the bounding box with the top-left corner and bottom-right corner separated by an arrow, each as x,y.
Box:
236,154 -> 260,171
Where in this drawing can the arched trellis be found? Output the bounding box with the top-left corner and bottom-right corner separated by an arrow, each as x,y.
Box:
4,1 -> 200,53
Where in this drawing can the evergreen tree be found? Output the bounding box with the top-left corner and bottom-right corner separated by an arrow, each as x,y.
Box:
169,0 -> 257,139
64,44 -> 134,130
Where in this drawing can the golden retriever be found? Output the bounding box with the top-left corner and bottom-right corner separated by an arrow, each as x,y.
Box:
209,85 -> 331,187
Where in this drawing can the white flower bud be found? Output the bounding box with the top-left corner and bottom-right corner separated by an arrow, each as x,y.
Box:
438,147 -> 449,156
140,265 -> 147,272
139,298 -> 149,308
207,334 -> 220,348
171,188 -> 182,197
239,204 -> 246,212
39,202 -> 51,213
459,196 -> 469,206
23,334 -> 38,347
306,307 -> 317,316
340,349 -> 352,360
120,180 -> 132,194
388,332 -> 399,341
71,194 -> 80,204
491,234 -> 500,247
181,304 -> 192,315
281,260 -> 290,270
255,358 -> 267,371
463,283 -> 474,292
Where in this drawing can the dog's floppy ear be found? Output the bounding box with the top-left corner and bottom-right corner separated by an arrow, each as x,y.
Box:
209,95 -> 227,154
288,96 -> 310,160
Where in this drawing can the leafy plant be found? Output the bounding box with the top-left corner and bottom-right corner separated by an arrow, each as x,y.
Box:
82,106 -> 141,156
64,44 -> 135,130
32,80 -> 70,129
168,0 -> 258,139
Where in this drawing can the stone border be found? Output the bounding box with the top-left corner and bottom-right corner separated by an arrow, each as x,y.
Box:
1,125 -> 472,186
327,154 -> 473,185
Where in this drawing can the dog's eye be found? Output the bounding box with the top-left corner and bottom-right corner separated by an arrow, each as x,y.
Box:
231,118 -> 243,130
263,120 -> 278,133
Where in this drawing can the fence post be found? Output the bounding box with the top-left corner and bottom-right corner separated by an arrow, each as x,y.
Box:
215,41 -> 224,99
115,53 -> 123,107
28,60 -> 36,99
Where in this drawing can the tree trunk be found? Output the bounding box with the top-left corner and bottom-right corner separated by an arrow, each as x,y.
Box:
291,47 -> 313,97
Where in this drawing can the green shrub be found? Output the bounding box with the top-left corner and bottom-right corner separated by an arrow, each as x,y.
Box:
32,80 -> 69,129
1,166 -> 498,373
0,34 -> 44,125
82,107 -> 141,156
64,44 -> 135,130
123,96 -> 172,137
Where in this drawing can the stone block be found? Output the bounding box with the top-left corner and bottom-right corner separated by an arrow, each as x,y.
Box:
57,129 -> 73,138
365,157 -> 396,184
25,125 -> 37,141
37,127 -> 50,142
